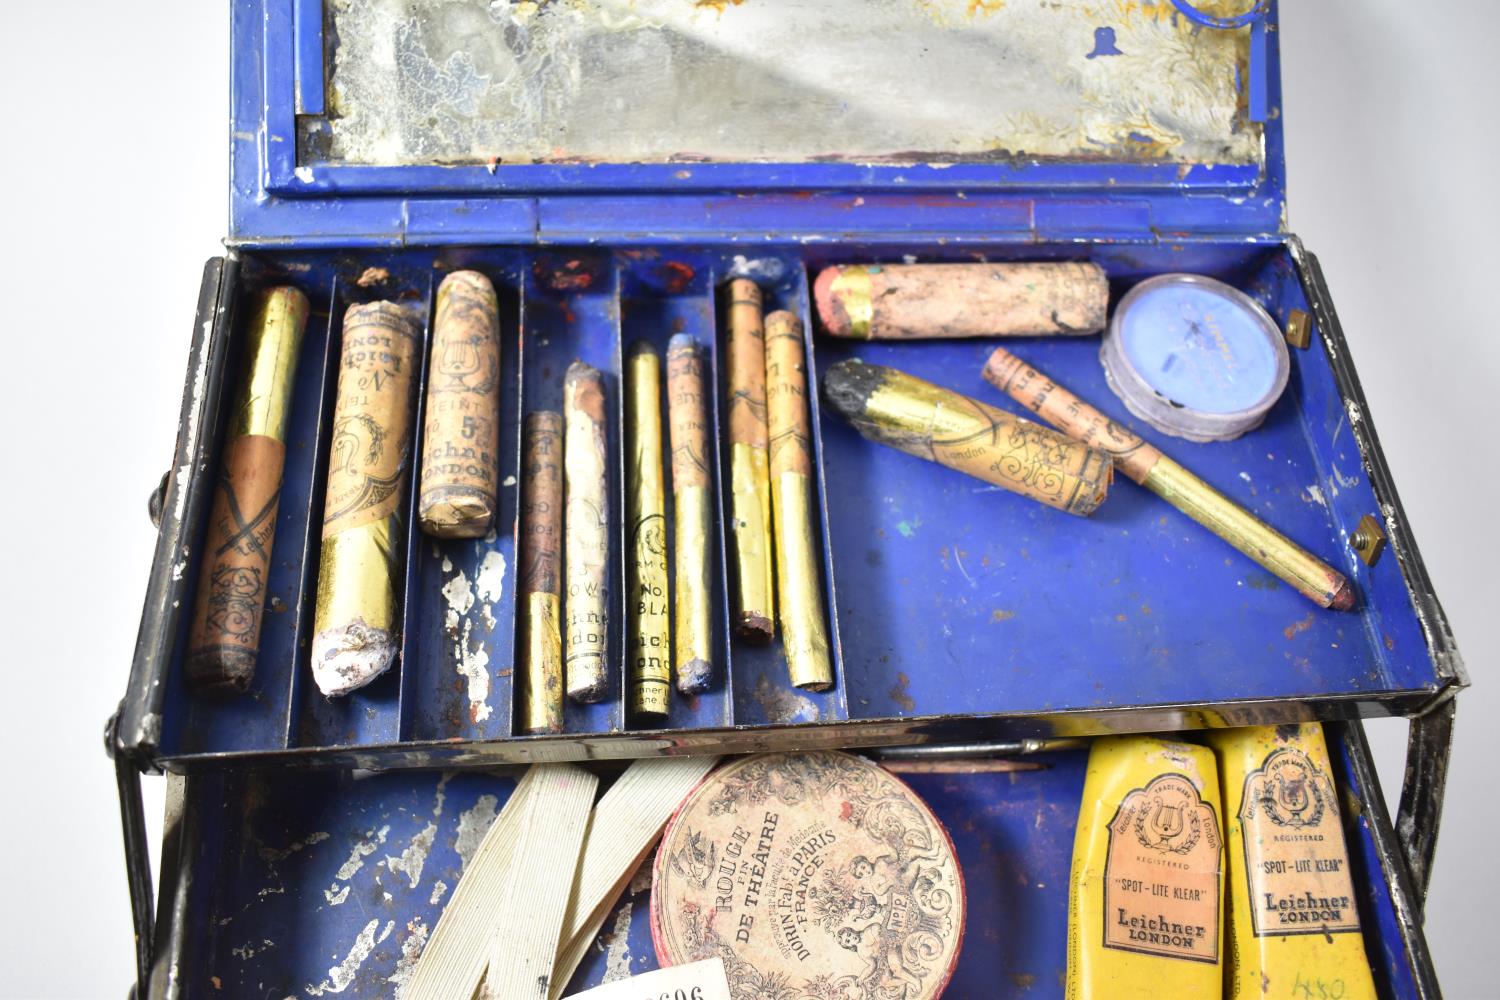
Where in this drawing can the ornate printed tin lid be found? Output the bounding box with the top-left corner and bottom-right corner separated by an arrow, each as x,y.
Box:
651,751 -> 965,999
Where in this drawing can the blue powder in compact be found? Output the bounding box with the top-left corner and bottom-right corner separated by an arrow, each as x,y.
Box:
1118,281 -> 1280,414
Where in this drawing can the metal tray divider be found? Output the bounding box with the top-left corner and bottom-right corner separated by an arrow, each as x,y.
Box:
504,272 -> 527,742
395,274 -> 440,741
283,274 -> 343,750
705,266 -> 738,730
792,262 -> 850,722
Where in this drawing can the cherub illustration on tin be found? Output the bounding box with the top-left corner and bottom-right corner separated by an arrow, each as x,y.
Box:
668,827 -> 716,887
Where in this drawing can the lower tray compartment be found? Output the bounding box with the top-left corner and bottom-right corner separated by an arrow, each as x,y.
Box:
146,724 -> 1436,998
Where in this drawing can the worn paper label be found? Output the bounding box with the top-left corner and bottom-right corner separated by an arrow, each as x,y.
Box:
1239,747 -> 1361,938
653,752 -> 963,1000
564,959 -> 731,1000
1103,773 -> 1222,964
725,279 -> 768,450
324,303 -> 418,537
189,434 -> 285,656
420,271 -> 501,515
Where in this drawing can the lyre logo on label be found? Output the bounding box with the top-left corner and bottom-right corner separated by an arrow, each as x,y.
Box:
1245,747 -> 1326,829
1133,782 -> 1203,855
1103,772 -> 1221,964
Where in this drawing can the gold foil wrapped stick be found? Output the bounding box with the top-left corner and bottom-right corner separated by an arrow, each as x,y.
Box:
814,262 -> 1108,339
563,362 -> 611,703
312,301 -> 420,697
764,313 -> 834,691
186,286 -> 308,695
519,411 -> 565,733
418,271 -> 501,538
983,346 -> 1355,609
724,278 -> 775,643
822,360 -> 1112,515
625,342 -> 672,717
666,335 -> 714,695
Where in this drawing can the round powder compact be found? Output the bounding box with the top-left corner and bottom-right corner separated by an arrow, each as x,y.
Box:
1101,274 -> 1290,442
651,751 -> 965,998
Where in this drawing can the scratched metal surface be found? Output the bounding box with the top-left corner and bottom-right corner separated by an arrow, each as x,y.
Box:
316,0 -> 1260,168
148,241 -> 1440,766
169,735 -> 1418,997
814,244 -> 1430,723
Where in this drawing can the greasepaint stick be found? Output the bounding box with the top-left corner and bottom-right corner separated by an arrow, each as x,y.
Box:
1066,735 -> 1225,999
724,279 -> 775,643
1207,724 -> 1377,1000
666,336 -> 714,695
312,301 -> 420,697
418,270 -> 501,538
822,360 -> 1112,516
983,347 -> 1354,609
764,312 -> 833,691
814,262 -> 1108,340
519,411 -> 564,733
563,362 -> 611,704
625,343 -> 671,717
186,286 -> 308,694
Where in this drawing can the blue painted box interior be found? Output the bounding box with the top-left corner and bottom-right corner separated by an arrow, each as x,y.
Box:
117,3 -> 1459,994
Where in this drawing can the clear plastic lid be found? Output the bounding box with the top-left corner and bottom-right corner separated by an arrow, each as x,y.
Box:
1101,274 -> 1289,442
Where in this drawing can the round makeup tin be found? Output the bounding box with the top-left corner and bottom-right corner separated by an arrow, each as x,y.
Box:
1101,273 -> 1290,442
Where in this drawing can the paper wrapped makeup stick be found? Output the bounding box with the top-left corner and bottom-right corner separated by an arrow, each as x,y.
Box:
814,262 -> 1108,339
666,336 -> 715,695
312,301 -> 419,697
983,346 -> 1354,610
186,286 -> 308,695
765,312 -> 834,691
563,362 -> 611,703
625,342 -> 672,717
822,360 -> 1112,516
724,279 -> 775,643
418,270 -> 501,538
520,411 -> 565,733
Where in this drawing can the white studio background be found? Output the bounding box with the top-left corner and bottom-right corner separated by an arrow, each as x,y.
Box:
0,3 -> 1493,997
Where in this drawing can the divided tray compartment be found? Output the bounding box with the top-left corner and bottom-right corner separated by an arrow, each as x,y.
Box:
714,260 -> 850,729
807,241 -> 1442,726
146,725 -> 1436,998
131,241 -> 1457,770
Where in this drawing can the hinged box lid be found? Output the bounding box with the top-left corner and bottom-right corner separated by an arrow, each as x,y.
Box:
233,0 -> 1285,245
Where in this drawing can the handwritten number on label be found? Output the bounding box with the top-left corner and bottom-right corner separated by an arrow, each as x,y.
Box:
1292,972 -> 1347,1000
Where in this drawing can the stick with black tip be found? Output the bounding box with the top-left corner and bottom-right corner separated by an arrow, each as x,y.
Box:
822,360 -> 1112,516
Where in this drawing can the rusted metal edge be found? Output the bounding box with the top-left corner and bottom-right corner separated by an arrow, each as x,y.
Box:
141,688 -> 1442,776
1396,697 -> 1456,912
1288,237 -> 1467,691
115,256 -> 240,769
1337,720 -> 1444,999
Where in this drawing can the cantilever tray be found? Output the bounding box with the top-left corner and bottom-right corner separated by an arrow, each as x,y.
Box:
117,238 -> 1461,771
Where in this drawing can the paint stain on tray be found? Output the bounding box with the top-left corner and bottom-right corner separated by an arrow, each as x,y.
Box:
889,672 -> 916,712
